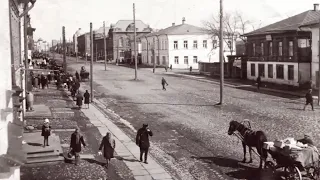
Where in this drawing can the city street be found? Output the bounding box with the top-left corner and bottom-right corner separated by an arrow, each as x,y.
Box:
62,56 -> 320,180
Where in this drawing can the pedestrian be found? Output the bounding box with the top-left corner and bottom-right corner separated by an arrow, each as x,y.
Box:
256,75 -> 261,91
164,66 -> 168,72
41,119 -> 51,147
41,73 -> 46,89
31,75 -> 35,89
76,92 -> 83,109
98,132 -> 116,169
161,77 -> 169,91
26,91 -> 34,111
189,66 -> 192,73
303,89 -> 314,111
69,127 -> 86,166
75,71 -> 80,81
34,75 -> 39,89
37,74 -> 41,88
83,90 -> 90,109
47,72 -> 52,84
170,64 -> 172,70
136,124 -> 153,164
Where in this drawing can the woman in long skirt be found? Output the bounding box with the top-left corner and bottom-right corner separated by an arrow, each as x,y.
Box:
98,132 -> 116,169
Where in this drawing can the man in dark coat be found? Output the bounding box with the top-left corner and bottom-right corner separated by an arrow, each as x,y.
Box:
161,77 -> 169,91
303,89 -> 314,111
98,132 -> 116,169
256,75 -> 261,91
75,71 -> 80,81
76,92 -> 83,109
136,124 -> 153,164
70,127 -> 86,165
83,90 -> 90,108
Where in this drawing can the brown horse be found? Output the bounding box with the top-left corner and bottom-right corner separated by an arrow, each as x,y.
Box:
227,120 -> 268,169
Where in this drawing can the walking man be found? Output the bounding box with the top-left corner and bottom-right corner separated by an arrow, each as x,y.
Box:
136,124 -> 153,164
69,127 -> 86,166
98,132 -> 116,169
303,89 -> 314,111
161,77 -> 169,91
256,75 -> 261,91
83,90 -> 90,109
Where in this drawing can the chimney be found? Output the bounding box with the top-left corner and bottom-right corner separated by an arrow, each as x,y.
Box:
182,17 -> 186,24
314,3 -> 319,11
172,23 -> 175,26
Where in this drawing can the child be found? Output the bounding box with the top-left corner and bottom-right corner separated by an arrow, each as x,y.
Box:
41,119 -> 51,147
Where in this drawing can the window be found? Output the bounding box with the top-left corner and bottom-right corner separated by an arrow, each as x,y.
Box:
269,42 -> 272,55
203,40 -> 207,48
258,64 -> 265,77
276,64 -> 284,79
174,41 -> 178,49
184,41 -> 188,49
268,64 -> 273,78
289,41 -> 293,56
261,43 -> 264,56
251,63 -> 255,76
174,56 -> 179,64
278,42 -> 282,56
120,51 -> 125,57
288,65 -> 294,80
193,40 -> 198,48
253,43 -> 256,56
156,56 -> 160,65
184,56 -> 188,64
193,56 -> 198,63
162,56 -> 166,64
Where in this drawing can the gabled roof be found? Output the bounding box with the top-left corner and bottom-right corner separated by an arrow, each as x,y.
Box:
112,20 -> 150,32
245,10 -> 320,36
145,23 -> 209,37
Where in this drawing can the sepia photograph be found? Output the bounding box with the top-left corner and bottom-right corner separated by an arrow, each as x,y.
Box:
1,0 -> 320,179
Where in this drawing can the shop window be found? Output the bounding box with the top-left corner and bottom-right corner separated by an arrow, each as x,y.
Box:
258,64 -> 265,77
276,64 -> 284,79
288,65 -> 294,80
268,64 -> 273,78
251,63 -> 255,76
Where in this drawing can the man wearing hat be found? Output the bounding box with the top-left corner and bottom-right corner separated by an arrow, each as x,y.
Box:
297,133 -> 314,146
136,124 -> 153,164
69,127 -> 86,165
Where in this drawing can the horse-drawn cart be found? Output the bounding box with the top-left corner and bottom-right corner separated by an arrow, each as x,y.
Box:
264,140 -> 320,180
80,66 -> 89,81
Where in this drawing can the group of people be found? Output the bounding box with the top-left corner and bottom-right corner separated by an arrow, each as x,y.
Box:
31,72 -> 52,90
41,118 -> 154,168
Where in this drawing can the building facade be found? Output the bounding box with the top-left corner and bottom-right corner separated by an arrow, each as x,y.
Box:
106,20 -> 152,63
141,18 -> 234,69
77,33 -> 90,57
93,26 -> 109,60
244,4 -> 319,87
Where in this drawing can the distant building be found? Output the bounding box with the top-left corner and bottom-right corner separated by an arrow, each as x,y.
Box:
93,26 -> 109,60
73,28 -> 82,55
244,3 -> 320,87
106,20 -> 152,63
77,32 -> 90,57
236,41 -> 246,55
141,18 -> 234,69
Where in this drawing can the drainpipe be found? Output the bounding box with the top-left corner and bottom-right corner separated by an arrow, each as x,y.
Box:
144,36 -> 149,65
165,34 -> 168,67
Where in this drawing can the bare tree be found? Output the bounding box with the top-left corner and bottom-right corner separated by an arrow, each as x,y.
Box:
203,11 -> 257,55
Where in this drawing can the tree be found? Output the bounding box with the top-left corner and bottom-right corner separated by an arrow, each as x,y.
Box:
203,11 -> 260,55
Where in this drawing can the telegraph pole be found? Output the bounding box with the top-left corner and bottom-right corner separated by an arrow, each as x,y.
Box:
90,23 -> 94,102
318,27 -> 320,105
218,0 -> 224,105
133,3 -> 138,80
104,21 -> 107,70
62,26 -> 67,73
23,10 -> 29,93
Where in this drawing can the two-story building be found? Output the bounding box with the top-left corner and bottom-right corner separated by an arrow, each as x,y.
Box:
77,32 -> 90,57
141,18 -> 230,69
93,26 -> 109,60
244,4 -> 320,87
106,20 -> 152,63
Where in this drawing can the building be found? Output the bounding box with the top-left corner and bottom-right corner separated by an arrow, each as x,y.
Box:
106,20 -> 152,63
244,4 -> 320,87
1,0 -> 33,179
141,18 -> 233,69
73,28 -> 82,55
77,32 -> 90,57
93,26 -> 109,60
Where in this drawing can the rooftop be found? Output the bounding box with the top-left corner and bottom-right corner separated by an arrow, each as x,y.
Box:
146,23 -> 209,37
111,20 -> 151,32
245,7 -> 320,36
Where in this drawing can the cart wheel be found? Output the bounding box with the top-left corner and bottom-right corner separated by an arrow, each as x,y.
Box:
265,161 -> 276,173
284,166 -> 302,180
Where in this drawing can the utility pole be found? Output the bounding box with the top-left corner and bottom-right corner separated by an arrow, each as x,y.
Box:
133,3 -> 138,80
90,23 -> 94,102
104,21 -> 107,70
218,0 -> 224,105
318,27 -> 320,105
62,26 -> 67,73
23,10 -> 29,94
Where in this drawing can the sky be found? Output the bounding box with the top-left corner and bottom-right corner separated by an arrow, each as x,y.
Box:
29,0 -> 319,44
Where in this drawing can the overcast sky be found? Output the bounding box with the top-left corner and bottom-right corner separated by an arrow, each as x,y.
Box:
29,0 -> 319,43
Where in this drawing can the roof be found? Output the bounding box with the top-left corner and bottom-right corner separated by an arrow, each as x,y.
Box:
146,23 -> 209,37
112,20 -> 150,32
94,26 -> 110,39
245,10 -> 320,36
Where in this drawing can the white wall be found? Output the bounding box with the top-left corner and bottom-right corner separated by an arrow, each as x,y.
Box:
298,63 -> 311,83
0,0 -> 13,156
311,27 -> 320,87
247,61 -> 299,86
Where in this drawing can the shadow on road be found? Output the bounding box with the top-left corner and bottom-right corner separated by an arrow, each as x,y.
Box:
191,156 -> 280,180
117,101 -> 222,107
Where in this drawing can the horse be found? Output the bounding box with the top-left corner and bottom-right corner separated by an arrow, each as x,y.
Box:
227,120 -> 268,169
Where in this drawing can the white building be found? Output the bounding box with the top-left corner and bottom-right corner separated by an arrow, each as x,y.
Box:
141,18 -> 234,69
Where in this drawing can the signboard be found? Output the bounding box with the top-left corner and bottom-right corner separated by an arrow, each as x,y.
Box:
266,35 -> 272,41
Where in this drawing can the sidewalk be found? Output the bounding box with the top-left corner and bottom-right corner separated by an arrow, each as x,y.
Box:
73,87 -> 175,180
21,84 -> 135,180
